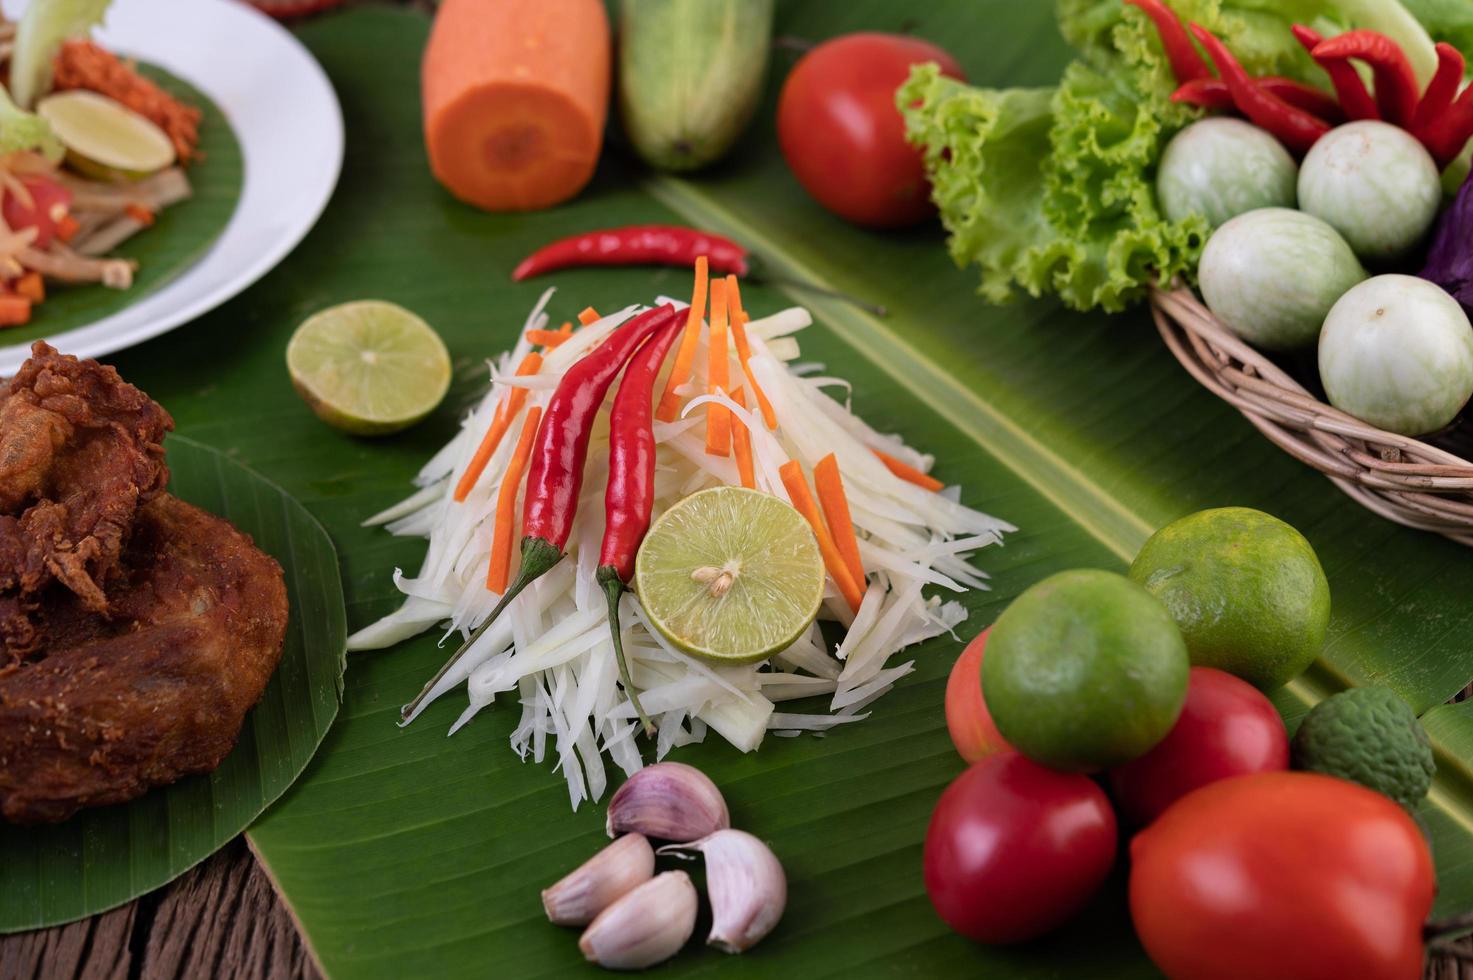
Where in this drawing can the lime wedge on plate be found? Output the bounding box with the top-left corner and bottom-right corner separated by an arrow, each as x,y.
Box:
287,300 -> 451,436
635,486 -> 826,664
37,90 -> 176,180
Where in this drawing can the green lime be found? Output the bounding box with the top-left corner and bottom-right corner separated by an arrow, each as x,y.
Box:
634,487 -> 825,664
37,90 -> 175,180
1129,507 -> 1330,690
287,300 -> 451,436
1292,686 -> 1434,809
982,569 -> 1189,772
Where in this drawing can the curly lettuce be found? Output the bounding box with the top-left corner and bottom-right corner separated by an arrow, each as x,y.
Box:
0,86 -> 63,161
901,0 -> 1453,313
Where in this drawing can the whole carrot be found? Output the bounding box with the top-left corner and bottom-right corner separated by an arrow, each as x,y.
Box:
597,319 -> 684,737
403,303 -> 682,719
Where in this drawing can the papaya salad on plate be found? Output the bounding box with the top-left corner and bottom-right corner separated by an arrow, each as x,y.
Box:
0,0 -> 204,329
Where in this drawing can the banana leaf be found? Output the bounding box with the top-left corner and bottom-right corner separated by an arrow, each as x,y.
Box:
63,2 -> 1473,975
0,436 -> 345,931
0,65 -> 243,348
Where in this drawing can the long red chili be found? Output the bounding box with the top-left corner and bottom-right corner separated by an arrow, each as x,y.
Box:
1412,43 -> 1470,165
401,303 -> 682,720
1426,86 -> 1473,169
1171,76 -> 1344,123
1124,0 -> 1210,83
1311,30 -> 1419,127
511,226 -> 750,281
1190,24 -> 1331,155
1292,24 -> 1379,122
597,319 -> 683,737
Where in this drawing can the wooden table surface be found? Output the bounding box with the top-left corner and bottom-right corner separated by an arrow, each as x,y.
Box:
4,2 -> 1473,977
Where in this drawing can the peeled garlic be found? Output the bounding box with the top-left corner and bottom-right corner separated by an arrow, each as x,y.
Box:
542,833 -> 655,926
578,870 -> 698,969
606,762 -> 730,842
659,829 -> 786,953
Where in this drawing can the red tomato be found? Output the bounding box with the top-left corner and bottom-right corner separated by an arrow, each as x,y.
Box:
924,752 -> 1117,944
1130,771 -> 1435,980
944,627 -> 1012,763
1108,667 -> 1288,826
777,33 -> 964,229
2,176 -> 72,250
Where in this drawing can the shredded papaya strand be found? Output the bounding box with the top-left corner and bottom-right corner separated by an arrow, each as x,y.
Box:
724,277 -> 778,430
873,448 -> 944,492
814,454 -> 865,588
730,388 -> 756,489
779,460 -> 864,613
705,278 -> 732,456
656,256 -> 710,422
453,352 -> 544,502
525,328 -> 569,348
487,406 -> 543,593
577,306 -> 601,325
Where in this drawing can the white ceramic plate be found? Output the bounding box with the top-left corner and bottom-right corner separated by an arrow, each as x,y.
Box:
0,0 -> 343,374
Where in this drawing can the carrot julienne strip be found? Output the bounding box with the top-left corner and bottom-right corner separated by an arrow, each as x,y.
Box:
124,203 -> 155,226
705,277 -> 731,456
525,328 -> 569,348
487,406 -> 543,593
724,277 -> 777,430
13,272 -> 43,303
814,454 -> 864,588
779,460 -> 864,613
558,321 -> 573,336
656,256 -> 709,422
873,448 -> 943,492
453,352 -> 544,502
0,295 -> 31,327
731,388 -> 756,489
55,214 -> 79,243
578,306 -> 601,325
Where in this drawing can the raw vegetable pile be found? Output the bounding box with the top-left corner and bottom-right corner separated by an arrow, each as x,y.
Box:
900,0 -> 1473,313
0,1 -> 201,328
350,263 -> 1011,808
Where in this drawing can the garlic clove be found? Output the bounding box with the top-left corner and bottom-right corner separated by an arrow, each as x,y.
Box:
659,829 -> 786,954
578,870 -> 698,970
605,762 -> 730,842
542,833 -> 656,926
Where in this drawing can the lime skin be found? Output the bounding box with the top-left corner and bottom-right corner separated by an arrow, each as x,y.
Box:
1129,508 -> 1330,690
982,569 -> 1190,773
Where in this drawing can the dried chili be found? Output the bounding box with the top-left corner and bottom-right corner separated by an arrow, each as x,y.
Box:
1292,24 -> 1380,122
512,226 -> 750,281
1125,0 -> 1210,83
1190,24 -> 1331,154
402,303 -> 683,719
1311,30 -> 1420,127
597,319 -> 684,738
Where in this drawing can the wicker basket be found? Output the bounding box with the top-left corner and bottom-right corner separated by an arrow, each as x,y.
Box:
1149,285 -> 1473,547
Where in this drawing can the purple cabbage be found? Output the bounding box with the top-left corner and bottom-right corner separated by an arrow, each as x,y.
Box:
1422,170 -> 1473,309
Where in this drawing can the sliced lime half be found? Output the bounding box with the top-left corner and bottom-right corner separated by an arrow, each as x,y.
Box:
37,90 -> 176,180
634,486 -> 825,664
287,300 -> 451,436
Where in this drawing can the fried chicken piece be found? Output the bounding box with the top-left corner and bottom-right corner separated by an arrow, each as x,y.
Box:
0,342 -> 172,660
0,494 -> 289,824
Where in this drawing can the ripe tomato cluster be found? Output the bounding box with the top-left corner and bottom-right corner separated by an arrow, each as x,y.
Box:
927,630 -> 1436,980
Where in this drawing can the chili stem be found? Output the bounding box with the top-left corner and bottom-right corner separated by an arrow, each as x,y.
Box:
599,568 -> 654,737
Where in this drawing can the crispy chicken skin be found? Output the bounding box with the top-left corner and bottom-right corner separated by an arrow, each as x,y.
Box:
1,342 -> 173,659
0,494 -> 289,824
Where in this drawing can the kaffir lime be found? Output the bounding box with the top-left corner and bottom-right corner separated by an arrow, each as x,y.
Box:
1292,686 -> 1434,808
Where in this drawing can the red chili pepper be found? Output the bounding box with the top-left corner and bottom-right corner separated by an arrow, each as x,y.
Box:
401,303 -> 683,720
1311,30 -> 1419,127
1425,86 -> 1473,169
1124,0 -> 1210,83
597,319 -> 683,737
1292,24 -> 1380,122
511,225 -> 750,281
1411,42 -> 1469,165
1172,76 -> 1344,123
1190,24 -> 1331,155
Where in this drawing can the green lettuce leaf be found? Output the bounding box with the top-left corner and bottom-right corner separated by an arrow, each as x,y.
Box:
1398,0 -> 1473,57
0,85 -> 63,161
10,0 -> 112,108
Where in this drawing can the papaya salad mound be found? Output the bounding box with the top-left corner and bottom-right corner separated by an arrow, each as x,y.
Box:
0,1 -> 207,330
352,263 -> 1012,807
0,343 -> 289,825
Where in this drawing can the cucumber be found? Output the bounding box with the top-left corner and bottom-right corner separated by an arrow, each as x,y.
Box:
618,0 -> 773,172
